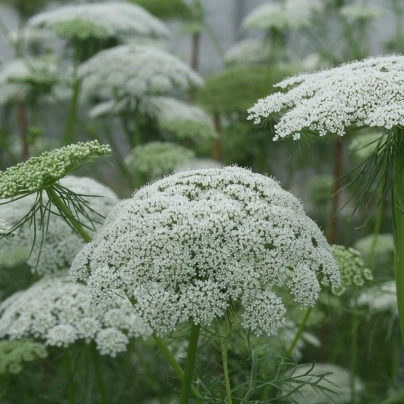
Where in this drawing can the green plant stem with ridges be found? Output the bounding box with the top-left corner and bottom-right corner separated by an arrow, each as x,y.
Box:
393,128 -> 404,345
62,78 -> 81,146
285,306 -> 312,359
220,337 -> 233,404
179,323 -> 201,404
152,334 -> 202,402
91,342 -> 109,404
45,186 -> 92,243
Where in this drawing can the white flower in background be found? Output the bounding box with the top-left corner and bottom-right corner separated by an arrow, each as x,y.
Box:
125,141 -> 195,179
150,97 -> 216,141
70,167 -> 340,337
340,5 -> 385,22
78,44 -> 203,101
349,132 -> 386,160
28,2 -> 169,41
353,233 -> 394,263
0,274 -> 151,356
248,55 -> 404,140
357,281 -> 397,316
331,245 -> 373,296
0,57 -> 60,105
282,363 -> 364,404
176,158 -> 222,172
0,176 -> 118,274
0,219 -> 11,236
9,27 -> 56,46
224,38 -> 271,66
242,0 -> 324,31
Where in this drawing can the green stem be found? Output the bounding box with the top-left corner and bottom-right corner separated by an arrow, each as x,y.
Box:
64,351 -> 75,404
45,187 -> 92,243
350,301 -> 359,404
62,77 -> 81,146
179,323 -> 201,404
220,337 -> 233,404
393,129 -> 404,345
285,306 -> 312,359
152,334 -> 202,401
91,342 -> 109,404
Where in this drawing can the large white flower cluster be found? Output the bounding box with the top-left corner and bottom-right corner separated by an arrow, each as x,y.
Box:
0,58 -> 59,104
70,167 -> 340,337
0,176 -> 118,274
242,0 -> 324,31
340,5 -> 385,22
78,45 -> 203,101
28,2 -> 169,40
282,363 -> 364,404
248,55 -> 404,140
0,275 -> 151,356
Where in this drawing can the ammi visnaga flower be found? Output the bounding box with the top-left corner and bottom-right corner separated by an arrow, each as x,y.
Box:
71,167 -> 340,337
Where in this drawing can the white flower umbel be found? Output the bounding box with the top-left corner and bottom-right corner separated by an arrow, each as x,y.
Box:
0,57 -> 59,105
0,176 -> 118,275
151,97 -> 216,141
78,44 -> 203,102
354,233 -> 394,263
224,38 -> 272,66
0,274 -> 151,356
125,141 -> 195,179
340,5 -> 385,22
70,167 -> 340,337
248,55 -> 404,140
28,2 -> 169,41
282,363 -> 364,404
357,281 -> 397,316
242,0 -> 324,31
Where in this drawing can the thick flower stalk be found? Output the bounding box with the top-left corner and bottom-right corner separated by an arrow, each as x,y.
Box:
28,2 -> 169,41
248,54 -> 404,343
0,274 -> 151,357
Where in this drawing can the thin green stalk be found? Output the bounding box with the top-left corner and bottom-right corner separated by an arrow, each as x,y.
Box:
152,334 -> 202,401
91,342 -> 109,404
179,323 -> 201,404
45,187 -> 92,243
285,306 -> 312,359
64,351 -> 75,404
220,337 -> 233,404
392,129 -> 404,345
62,77 -> 81,146
133,107 -> 141,148
350,300 -> 359,404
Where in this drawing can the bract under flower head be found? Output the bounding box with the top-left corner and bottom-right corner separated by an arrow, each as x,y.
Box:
242,0 -> 324,32
78,44 -> 203,101
28,2 -> 169,41
0,274 -> 151,356
125,141 -> 195,179
0,141 -> 111,199
349,132 -> 386,160
70,167 -> 340,337
0,176 -> 118,274
331,245 -> 373,296
248,55 -> 404,140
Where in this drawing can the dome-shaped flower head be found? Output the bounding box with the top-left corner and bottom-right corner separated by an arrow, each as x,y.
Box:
0,176 -> 118,274
331,245 -> 373,296
247,54 -> 404,140
340,5 -> 385,22
70,167 -> 340,337
0,274 -> 151,357
78,44 -> 203,102
0,57 -> 60,105
125,141 -> 195,180
28,2 -> 169,41
129,0 -> 192,21
224,38 -> 272,67
0,340 -> 47,375
242,0 -> 324,32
